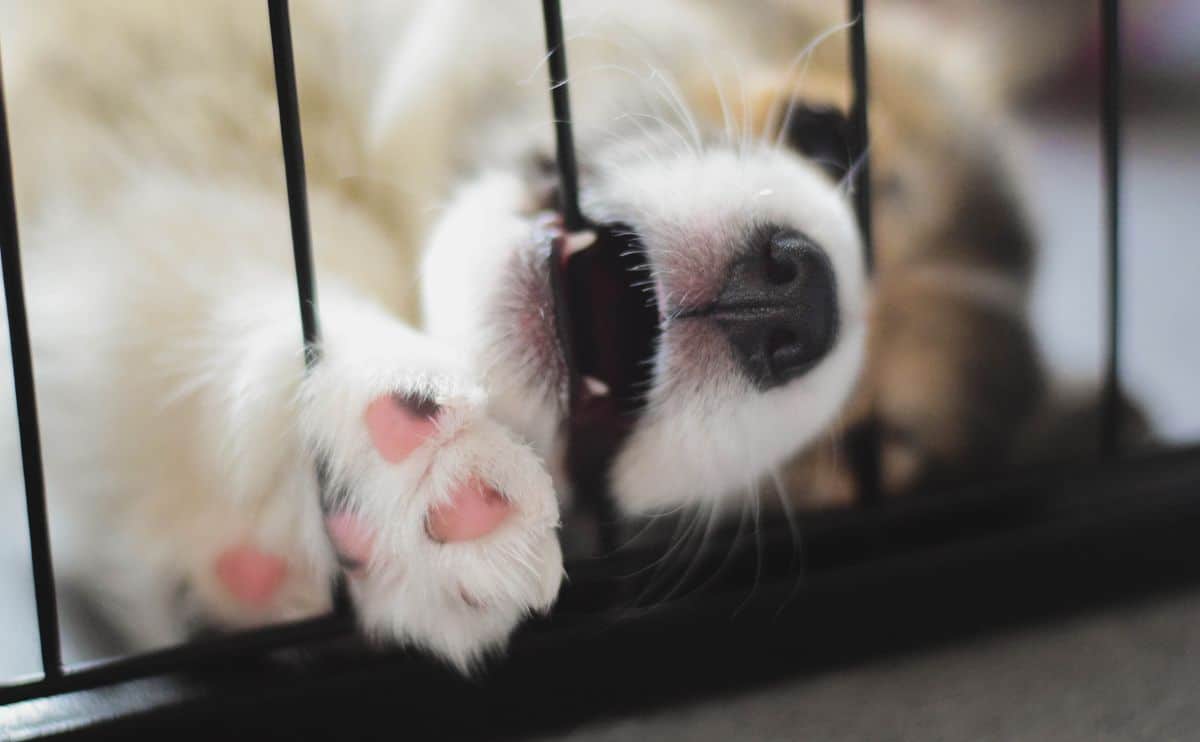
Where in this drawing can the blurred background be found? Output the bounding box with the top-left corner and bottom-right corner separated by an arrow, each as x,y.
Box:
992,0 -> 1200,447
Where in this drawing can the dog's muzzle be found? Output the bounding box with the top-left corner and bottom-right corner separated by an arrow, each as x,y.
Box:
684,225 -> 838,390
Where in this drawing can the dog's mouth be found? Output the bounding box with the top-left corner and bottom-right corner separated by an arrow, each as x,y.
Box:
546,217 -> 661,498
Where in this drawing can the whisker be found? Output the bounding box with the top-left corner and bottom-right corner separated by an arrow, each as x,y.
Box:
732,479 -> 765,617
770,19 -> 857,149
838,144 -> 873,196
656,498 -> 723,603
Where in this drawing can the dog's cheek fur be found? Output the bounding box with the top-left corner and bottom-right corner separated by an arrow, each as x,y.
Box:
419,171 -> 567,474
875,282 -> 1043,478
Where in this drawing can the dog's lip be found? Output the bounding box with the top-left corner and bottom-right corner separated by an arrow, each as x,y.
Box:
537,211 -> 665,380
540,211 -> 662,493
544,215 -> 661,392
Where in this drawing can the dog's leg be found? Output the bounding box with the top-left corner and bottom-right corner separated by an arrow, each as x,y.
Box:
24,189 -> 563,669
164,280 -> 563,668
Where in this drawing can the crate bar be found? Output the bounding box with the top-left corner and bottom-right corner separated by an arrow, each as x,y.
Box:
268,0 -> 321,368
847,0 -> 873,271
846,0 -> 880,502
7,442 -> 1200,710
267,0 -> 353,615
540,0 -> 585,231
0,613 -> 351,706
1100,0 -> 1123,459
0,53 -> 63,679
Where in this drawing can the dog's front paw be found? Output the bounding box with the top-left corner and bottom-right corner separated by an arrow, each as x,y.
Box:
304,376 -> 563,670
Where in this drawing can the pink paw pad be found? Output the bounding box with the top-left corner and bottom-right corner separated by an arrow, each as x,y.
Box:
364,393 -> 441,463
214,545 -> 289,607
427,477 -> 513,543
324,511 -> 377,574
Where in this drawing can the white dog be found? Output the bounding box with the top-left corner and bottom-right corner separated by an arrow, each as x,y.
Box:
0,0 -> 1015,670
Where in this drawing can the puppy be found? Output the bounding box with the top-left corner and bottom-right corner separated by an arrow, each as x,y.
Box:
1,0 -> 1035,669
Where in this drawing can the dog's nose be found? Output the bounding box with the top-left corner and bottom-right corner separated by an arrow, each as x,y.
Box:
713,227 -> 838,389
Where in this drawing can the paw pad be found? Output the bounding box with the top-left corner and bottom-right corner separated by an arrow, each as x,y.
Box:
426,477 -> 513,543
364,393 -> 441,463
214,545 -> 289,606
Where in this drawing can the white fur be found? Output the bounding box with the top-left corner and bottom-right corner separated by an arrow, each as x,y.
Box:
3,0 -> 866,667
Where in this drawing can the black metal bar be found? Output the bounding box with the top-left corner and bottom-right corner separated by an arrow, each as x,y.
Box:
268,0 -> 321,369
7,442 -> 1200,712
267,0 -> 353,616
847,0 -> 873,271
540,0 -> 585,231
1100,0 -> 1123,459
847,0 -> 880,503
0,613 -> 351,706
0,51 -> 63,680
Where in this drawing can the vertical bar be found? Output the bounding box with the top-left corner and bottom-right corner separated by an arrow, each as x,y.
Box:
540,0 -> 621,555
1100,0 -> 1123,459
267,0 -> 321,369
0,53 -> 64,678
540,0 -> 585,231
847,0 -> 880,502
267,0 -> 352,613
848,0 -> 873,272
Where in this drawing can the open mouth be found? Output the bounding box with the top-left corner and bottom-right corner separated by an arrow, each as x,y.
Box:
546,217 -> 661,494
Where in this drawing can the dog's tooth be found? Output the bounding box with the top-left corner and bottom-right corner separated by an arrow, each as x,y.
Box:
565,230 -> 597,256
582,375 -> 610,397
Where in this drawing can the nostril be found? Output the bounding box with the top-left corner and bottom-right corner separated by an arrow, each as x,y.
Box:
766,327 -> 798,359
767,326 -> 819,378
764,250 -> 797,285
715,224 -> 838,388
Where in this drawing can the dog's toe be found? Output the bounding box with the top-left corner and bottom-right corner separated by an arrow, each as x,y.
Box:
311,381 -> 563,670
426,477 -> 513,543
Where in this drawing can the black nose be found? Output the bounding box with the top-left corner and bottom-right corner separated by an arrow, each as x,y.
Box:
712,226 -> 838,389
